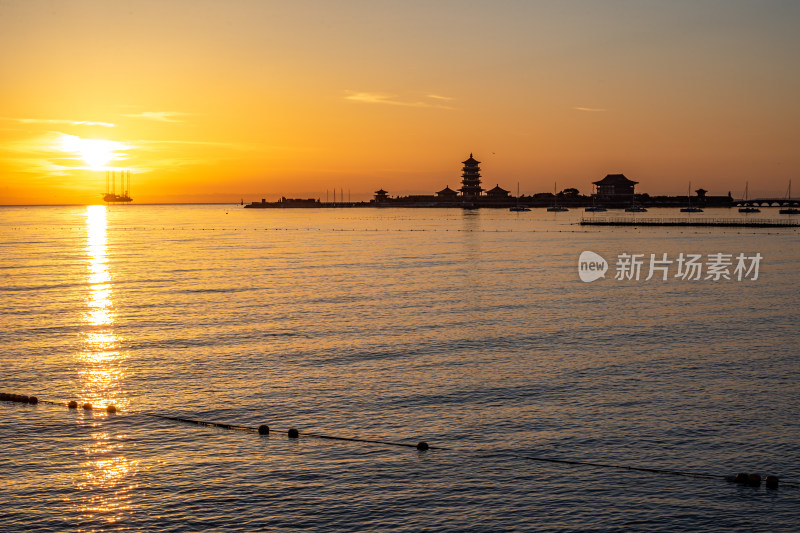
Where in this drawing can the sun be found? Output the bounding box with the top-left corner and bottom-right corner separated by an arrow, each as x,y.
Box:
59,134 -> 128,171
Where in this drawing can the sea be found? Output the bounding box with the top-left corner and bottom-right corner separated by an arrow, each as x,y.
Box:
1,204 -> 799,532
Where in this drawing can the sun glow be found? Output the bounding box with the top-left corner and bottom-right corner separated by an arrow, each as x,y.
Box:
60,134 -> 128,171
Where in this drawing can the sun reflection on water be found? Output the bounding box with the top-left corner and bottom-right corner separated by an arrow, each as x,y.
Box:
77,428 -> 140,525
77,206 -> 137,524
81,205 -> 127,409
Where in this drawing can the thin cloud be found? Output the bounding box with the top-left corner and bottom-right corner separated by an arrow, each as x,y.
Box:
573,107 -> 607,112
122,111 -> 189,122
134,139 -> 256,151
426,94 -> 454,101
345,92 -> 407,105
0,116 -> 115,127
345,91 -> 454,109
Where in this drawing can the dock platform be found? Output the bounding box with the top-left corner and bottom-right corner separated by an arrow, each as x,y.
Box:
580,217 -> 800,228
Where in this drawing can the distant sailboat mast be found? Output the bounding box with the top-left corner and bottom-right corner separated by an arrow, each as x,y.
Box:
780,179 -> 799,214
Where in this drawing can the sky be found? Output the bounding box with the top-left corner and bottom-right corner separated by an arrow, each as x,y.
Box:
1,0 -> 799,204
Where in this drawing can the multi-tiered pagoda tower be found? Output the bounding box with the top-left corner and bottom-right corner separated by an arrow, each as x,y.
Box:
459,153 -> 483,199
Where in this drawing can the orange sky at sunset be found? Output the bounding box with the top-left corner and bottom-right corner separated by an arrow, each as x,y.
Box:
1,0 -> 799,204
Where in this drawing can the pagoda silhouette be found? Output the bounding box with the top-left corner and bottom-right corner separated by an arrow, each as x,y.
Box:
459,153 -> 484,200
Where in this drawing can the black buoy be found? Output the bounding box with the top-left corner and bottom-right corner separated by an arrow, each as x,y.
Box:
82,403 -> 92,410
68,400 -> 78,409
748,473 -> 761,487
0,393 -> 8,401
106,405 -> 117,414
416,441 -> 429,451
258,425 -> 269,435
288,428 -> 299,438
734,472 -> 749,484
765,475 -> 779,489
28,396 -> 38,404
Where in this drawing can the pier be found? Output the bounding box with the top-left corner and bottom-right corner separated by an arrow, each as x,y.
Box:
580,216 -> 800,228
736,197 -> 800,208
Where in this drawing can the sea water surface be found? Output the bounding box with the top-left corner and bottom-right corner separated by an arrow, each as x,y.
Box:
1,205 -> 799,532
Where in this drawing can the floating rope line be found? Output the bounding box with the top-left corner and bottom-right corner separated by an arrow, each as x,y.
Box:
144,413 -> 442,450
1,392 -> 792,489
148,414 -> 257,433
512,453 -> 720,481
12,224 -> 794,236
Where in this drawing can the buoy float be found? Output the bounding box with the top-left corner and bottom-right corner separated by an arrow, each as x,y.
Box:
734,472 -> 749,484
258,425 -> 269,435
107,405 -> 117,414
288,428 -> 299,438
765,475 -> 779,489
28,396 -> 38,404
82,403 -> 92,410
417,441 -> 429,451
68,400 -> 78,409
748,473 -> 761,487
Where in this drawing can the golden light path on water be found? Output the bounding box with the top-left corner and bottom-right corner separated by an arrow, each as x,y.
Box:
81,205 -> 127,409
77,205 -> 138,524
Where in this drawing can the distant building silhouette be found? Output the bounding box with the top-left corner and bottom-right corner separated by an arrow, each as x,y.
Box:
459,154 -> 483,199
436,185 -> 459,201
593,174 -> 637,198
593,174 -> 638,207
374,188 -> 389,202
485,184 -> 510,199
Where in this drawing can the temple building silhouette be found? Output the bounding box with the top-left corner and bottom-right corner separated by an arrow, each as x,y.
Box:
459,154 -> 484,199
372,153 -> 516,207
435,186 -> 458,201
593,174 -> 637,198
374,188 -> 389,203
245,154 -> 735,208
486,184 -> 511,200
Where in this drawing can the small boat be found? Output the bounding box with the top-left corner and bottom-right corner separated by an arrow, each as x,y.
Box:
509,182 -> 531,211
625,188 -> 646,212
680,181 -> 703,212
585,184 -> 606,211
738,182 -> 760,213
547,181 -> 568,212
779,180 -> 799,214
